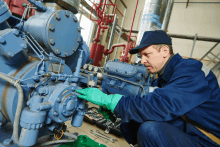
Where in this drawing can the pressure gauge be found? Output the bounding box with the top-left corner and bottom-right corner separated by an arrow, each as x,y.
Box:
94,66 -> 99,72
88,65 -> 93,71
83,64 -> 88,69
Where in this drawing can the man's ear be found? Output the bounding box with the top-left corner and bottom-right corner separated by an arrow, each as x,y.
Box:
162,45 -> 169,58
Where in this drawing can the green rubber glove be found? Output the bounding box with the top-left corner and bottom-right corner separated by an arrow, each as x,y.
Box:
98,107 -> 110,121
76,88 -> 122,113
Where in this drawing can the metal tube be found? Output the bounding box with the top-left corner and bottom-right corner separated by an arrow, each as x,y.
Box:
161,0 -> 174,31
119,0 -> 127,8
190,33 -> 197,58
199,43 -> 219,61
168,34 -> 220,43
113,6 -> 127,59
158,0 -> 168,26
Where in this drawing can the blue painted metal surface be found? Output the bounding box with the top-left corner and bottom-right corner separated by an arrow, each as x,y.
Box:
0,1 -> 152,146
24,8 -> 81,57
101,61 -> 151,97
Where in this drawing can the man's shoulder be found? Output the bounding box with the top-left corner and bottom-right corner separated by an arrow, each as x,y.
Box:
175,57 -> 203,69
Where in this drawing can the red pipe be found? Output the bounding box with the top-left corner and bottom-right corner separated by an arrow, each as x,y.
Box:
120,0 -> 139,62
103,44 -> 126,55
108,0 -> 124,16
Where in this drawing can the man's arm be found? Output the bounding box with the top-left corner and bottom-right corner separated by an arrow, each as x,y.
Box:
114,65 -> 213,123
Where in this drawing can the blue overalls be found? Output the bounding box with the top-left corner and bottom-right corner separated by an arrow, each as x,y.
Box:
114,54 -> 220,147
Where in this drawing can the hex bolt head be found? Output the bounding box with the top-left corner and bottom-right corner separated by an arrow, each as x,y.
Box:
63,110 -> 66,113
13,30 -> 19,36
0,36 -> 5,44
73,16 -> 77,22
55,13 -> 61,20
65,11 -> 70,17
49,39 -> 55,45
53,111 -> 58,116
7,51 -> 14,57
77,27 -> 81,32
56,98 -> 61,103
63,103 -> 67,106
49,24 -> 55,31
77,37 -> 81,43
21,43 -> 27,49
3,139 -> 13,146
56,49 -> 61,55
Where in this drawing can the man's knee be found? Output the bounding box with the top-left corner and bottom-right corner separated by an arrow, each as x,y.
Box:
137,121 -> 163,140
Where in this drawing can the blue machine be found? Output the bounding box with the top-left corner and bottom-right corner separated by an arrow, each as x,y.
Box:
0,0 -> 152,147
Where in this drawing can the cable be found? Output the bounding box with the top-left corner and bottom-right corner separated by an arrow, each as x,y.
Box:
0,72 -> 23,147
38,139 -> 76,146
54,130 -> 64,140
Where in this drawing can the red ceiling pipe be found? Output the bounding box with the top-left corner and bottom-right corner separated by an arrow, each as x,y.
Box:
120,0 -> 139,62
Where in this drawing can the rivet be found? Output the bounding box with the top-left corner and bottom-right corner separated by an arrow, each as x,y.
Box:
49,24 -> 55,31
0,37 -> 5,44
55,13 -> 61,20
49,39 -> 55,45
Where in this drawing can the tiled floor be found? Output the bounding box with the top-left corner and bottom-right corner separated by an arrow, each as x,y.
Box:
65,103 -> 130,147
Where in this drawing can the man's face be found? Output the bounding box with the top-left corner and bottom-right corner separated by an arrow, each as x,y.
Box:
140,45 -> 168,73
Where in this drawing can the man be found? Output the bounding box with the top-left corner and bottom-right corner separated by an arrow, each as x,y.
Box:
76,30 -> 220,147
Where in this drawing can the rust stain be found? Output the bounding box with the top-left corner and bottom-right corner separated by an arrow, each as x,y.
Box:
1,56 -> 38,121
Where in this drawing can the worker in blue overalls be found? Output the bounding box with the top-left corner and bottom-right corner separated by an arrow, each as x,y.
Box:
76,30 -> 220,147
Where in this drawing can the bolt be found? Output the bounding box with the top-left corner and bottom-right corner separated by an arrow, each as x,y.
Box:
65,51 -> 68,56
73,16 -> 77,22
65,11 -> 70,17
53,111 -> 58,116
73,47 -> 75,51
55,13 -> 61,20
77,27 -> 81,32
56,49 -> 61,55
49,24 -> 55,31
7,51 -> 14,57
56,98 -> 61,103
13,30 -> 19,36
63,103 -> 67,106
3,139 -> 13,146
0,36 -> 5,44
21,43 -> 27,49
77,37 -> 81,43
71,86 -> 76,91
49,39 -> 55,45
63,110 -> 66,113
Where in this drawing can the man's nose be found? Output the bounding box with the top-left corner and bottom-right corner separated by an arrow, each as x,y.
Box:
141,56 -> 146,64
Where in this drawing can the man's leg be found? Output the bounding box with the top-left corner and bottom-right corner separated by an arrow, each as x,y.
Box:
137,121 -> 202,147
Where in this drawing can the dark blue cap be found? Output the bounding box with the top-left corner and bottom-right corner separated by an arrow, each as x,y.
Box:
129,30 -> 172,54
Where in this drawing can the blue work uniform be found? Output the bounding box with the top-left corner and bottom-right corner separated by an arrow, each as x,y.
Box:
114,54 -> 220,147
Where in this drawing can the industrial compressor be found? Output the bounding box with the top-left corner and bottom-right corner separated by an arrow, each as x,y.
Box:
0,0 -> 152,146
